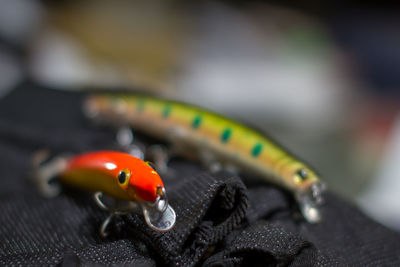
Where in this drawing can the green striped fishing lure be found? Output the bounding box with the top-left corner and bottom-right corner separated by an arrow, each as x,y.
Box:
84,94 -> 325,223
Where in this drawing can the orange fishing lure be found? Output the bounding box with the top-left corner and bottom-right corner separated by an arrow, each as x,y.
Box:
34,151 -> 176,236
62,151 -> 163,202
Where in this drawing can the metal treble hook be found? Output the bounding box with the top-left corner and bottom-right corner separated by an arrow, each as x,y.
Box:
31,150 -> 68,198
93,192 -> 138,238
94,186 -> 176,237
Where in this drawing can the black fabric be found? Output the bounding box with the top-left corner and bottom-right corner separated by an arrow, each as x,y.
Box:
1,83 -> 400,266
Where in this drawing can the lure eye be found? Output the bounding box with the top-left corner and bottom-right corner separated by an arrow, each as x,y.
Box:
294,168 -> 308,183
117,169 -> 131,189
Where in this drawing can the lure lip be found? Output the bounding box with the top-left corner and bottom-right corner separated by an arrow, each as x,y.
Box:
296,181 -> 327,223
141,186 -> 176,232
143,203 -> 176,232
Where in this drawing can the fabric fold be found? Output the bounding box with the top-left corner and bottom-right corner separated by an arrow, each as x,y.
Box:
202,221 -> 318,266
122,172 -> 249,266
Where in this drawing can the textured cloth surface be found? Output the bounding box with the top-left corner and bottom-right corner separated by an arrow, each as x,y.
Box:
0,84 -> 400,266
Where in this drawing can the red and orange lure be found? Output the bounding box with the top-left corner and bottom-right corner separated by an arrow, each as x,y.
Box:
33,151 -> 176,236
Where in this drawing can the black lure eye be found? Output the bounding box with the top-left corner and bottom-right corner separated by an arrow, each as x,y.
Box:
118,171 -> 126,184
296,169 -> 308,181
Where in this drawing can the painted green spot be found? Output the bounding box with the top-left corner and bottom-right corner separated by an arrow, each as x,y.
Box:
137,99 -> 145,113
162,105 -> 172,118
192,115 -> 202,129
221,128 -> 232,143
251,143 -> 263,157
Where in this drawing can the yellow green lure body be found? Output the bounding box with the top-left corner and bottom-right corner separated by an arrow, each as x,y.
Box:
84,94 -> 325,223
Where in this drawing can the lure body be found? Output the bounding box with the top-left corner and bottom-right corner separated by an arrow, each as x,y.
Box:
60,151 -> 164,202
85,94 -> 325,222
34,150 -> 177,234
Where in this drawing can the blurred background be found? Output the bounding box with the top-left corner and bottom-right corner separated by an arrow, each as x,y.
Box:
0,0 -> 399,230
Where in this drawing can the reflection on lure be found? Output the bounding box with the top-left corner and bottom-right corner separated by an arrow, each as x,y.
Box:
84,94 -> 326,223
33,150 -> 176,237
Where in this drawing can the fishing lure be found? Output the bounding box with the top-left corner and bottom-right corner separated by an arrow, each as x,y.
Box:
84,94 -> 326,223
34,151 -> 176,236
